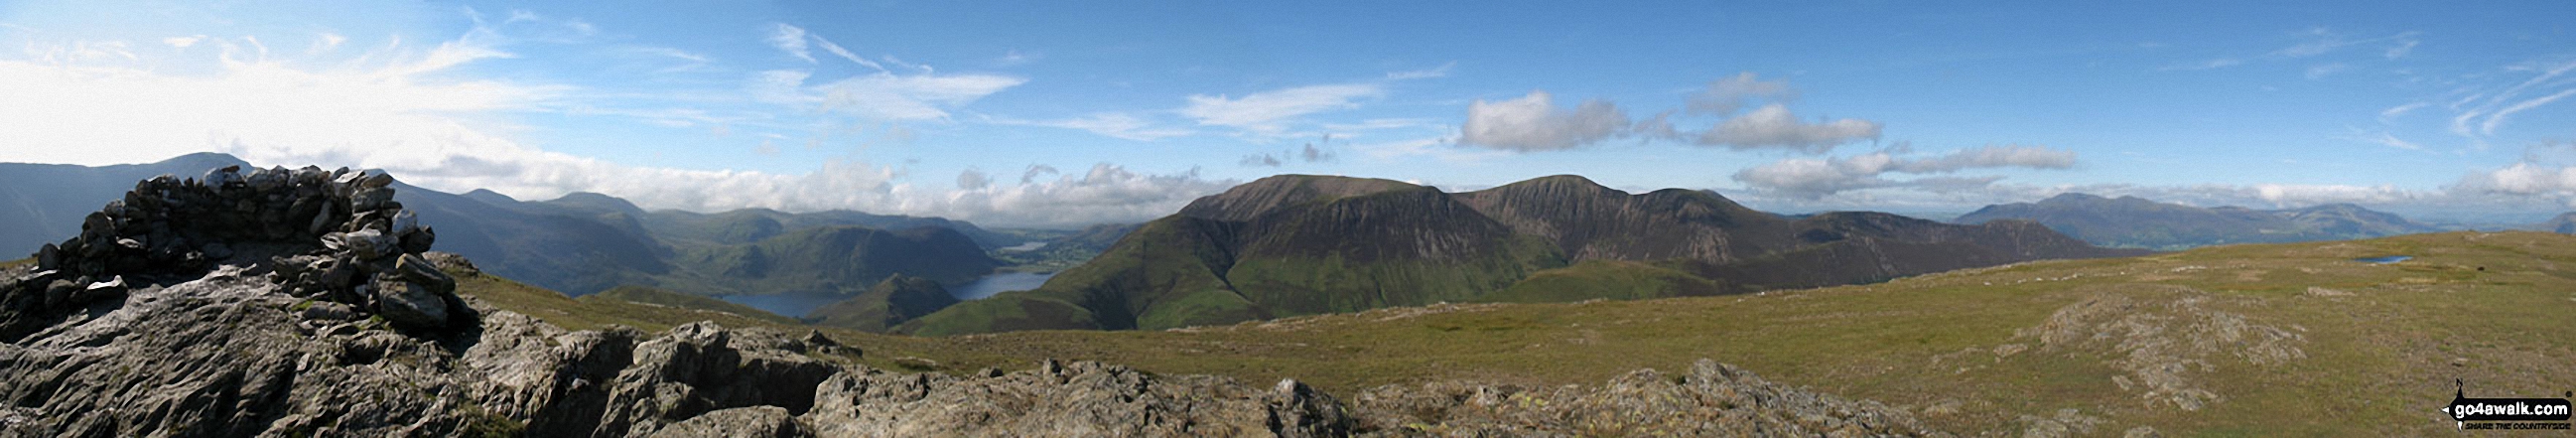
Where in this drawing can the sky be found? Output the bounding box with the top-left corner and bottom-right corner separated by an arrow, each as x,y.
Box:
4,1 -> 2576,227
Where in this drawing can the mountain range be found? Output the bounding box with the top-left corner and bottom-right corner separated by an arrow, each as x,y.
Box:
899,174 -> 2141,335
0,153 -> 1016,304
1952,193 -> 2445,250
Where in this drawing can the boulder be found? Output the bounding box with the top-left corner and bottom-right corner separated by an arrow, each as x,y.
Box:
370,276 -> 452,329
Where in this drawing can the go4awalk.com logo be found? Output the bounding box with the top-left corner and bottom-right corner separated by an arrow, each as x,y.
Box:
2444,379 -> 2573,430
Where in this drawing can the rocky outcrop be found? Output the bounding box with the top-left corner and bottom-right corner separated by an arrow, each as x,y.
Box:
801,360 -> 1352,437
5,164 -> 456,341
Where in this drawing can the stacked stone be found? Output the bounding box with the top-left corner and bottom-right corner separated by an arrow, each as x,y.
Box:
14,164 -> 461,333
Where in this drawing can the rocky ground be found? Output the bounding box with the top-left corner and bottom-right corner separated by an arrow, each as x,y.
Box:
0,167 -> 1947,436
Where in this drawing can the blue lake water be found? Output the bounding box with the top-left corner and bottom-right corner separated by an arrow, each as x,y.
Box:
951,271 -> 1056,300
715,271 -> 1060,318
2355,255 -> 2413,264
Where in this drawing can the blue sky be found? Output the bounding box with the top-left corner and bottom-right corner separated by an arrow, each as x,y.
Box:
4,1 -> 2575,227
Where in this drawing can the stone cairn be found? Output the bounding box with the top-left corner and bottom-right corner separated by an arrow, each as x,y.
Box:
5,165 -> 462,340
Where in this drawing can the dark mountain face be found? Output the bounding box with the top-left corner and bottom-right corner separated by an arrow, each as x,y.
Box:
1955,194 -> 2438,249
903,174 -> 2135,336
1456,175 -> 1795,263
644,208 -> 1023,249
683,225 -> 1001,294
392,182 -> 674,296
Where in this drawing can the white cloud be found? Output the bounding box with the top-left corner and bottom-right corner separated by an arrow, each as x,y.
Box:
2364,132 -> 2422,150
933,164 -> 1237,227
1385,63 -> 1453,80
1690,72 -> 1796,115
1730,145 -> 2074,199
2464,162 -> 2576,197
2304,63 -> 2348,79
1180,83 -> 1383,134
162,35 -> 204,49
808,33 -> 886,73
2481,88 -> 2576,136
989,112 -> 1192,141
2161,59 -> 2242,72
1695,103 -> 1882,153
1456,90 -> 1631,151
754,69 -> 1025,121
0,14 -> 1204,229
2377,101 -> 2427,122
765,23 -> 813,63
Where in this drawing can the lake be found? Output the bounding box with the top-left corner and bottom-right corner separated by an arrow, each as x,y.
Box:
2355,255 -> 2413,264
951,271 -> 1055,300
715,270 -> 1060,319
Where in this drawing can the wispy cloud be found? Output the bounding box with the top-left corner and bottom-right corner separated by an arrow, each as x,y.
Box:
1180,82 -> 1384,134
2163,28 -> 2419,73
1385,62 -> 1453,80
988,112 -> 1193,141
765,23 -> 813,63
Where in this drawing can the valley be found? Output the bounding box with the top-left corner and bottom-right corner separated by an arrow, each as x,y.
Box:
448,229 -> 2576,435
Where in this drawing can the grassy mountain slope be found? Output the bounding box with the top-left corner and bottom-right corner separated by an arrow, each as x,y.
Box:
582,284 -> 799,325
460,230 -> 2576,434
804,274 -> 961,332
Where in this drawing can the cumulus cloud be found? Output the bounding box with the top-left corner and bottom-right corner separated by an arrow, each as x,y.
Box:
1457,90 -> 1632,151
1694,104 -> 1882,153
1180,83 -> 1383,134
1690,72 -> 1795,115
1730,145 -> 2076,199
933,164 -> 1237,227
1457,73 -> 1879,154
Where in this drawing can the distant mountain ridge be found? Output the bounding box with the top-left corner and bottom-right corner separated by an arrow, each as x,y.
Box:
0,153 -> 1009,299
901,174 -> 2139,335
1953,193 -> 2440,250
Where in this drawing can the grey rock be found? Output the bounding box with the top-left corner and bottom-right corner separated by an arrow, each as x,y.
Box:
647,406 -> 812,438
369,276 -> 451,329
1349,359 -> 1947,437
